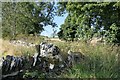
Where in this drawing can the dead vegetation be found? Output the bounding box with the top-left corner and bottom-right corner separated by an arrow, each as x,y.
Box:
0,39 -> 35,57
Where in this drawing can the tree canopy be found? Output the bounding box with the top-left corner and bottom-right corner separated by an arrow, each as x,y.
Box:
2,2 -> 57,39
2,2 -> 120,43
57,2 -> 120,43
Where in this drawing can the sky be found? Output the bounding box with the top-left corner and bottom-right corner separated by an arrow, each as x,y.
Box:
41,13 -> 68,37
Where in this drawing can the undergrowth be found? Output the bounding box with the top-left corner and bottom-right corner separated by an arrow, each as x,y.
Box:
1,37 -> 120,78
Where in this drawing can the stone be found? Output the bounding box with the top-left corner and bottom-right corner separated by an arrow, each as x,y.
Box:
66,50 -> 85,66
49,63 -> 54,70
33,53 -> 39,66
39,42 -> 61,58
2,42 -> 85,79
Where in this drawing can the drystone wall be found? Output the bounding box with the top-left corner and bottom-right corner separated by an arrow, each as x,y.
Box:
1,42 -> 84,79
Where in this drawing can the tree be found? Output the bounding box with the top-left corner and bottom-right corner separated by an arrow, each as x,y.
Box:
2,2 -> 57,39
57,2 -> 120,43
58,14 -> 78,41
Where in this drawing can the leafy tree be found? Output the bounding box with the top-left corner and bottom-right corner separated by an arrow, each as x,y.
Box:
57,2 -> 120,43
58,14 -> 78,41
2,2 -> 57,39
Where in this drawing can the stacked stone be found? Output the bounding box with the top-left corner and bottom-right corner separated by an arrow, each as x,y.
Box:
1,42 -> 84,79
32,42 -> 64,75
1,42 -> 63,78
2,55 -> 25,78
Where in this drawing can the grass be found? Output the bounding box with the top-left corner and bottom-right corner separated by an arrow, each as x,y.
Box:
0,39 -> 36,57
1,35 -> 45,56
47,40 -> 120,78
1,36 -> 120,78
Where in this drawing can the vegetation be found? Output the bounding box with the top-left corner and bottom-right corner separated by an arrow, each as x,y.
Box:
22,40 -> 119,78
1,1 -> 120,79
57,2 -> 120,43
1,37 -> 119,78
2,2 -> 120,44
48,41 -> 120,78
2,2 -> 57,39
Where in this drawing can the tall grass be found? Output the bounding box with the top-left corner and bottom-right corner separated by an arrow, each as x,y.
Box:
51,41 -> 120,78
1,37 -> 120,78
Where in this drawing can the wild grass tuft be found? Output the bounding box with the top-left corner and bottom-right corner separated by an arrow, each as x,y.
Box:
1,37 -> 120,78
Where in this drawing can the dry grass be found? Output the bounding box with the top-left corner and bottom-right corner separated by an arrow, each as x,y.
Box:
1,37 -> 120,78
0,39 -> 36,57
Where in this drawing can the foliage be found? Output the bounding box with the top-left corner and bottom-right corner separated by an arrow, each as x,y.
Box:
22,40 -> 120,78
105,23 -> 120,43
57,2 -> 120,43
58,14 -> 78,41
1,37 -> 120,78
48,41 -> 119,78
2,2 -> 57,39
